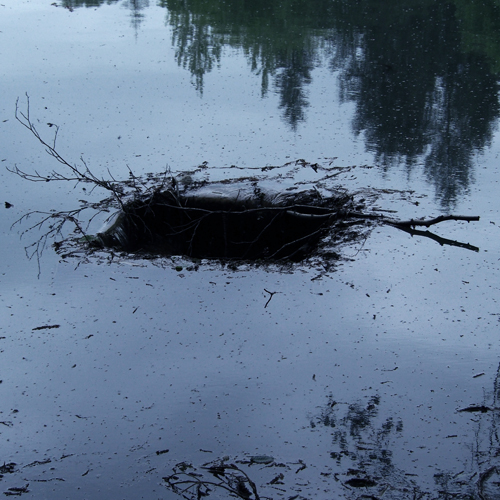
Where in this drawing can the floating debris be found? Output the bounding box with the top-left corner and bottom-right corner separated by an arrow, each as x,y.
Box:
10,96 -> 481,272
249,455 -> 274,465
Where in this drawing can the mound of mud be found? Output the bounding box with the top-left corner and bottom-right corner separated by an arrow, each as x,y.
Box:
96,181 -> 362,261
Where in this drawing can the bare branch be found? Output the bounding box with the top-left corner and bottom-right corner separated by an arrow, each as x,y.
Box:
14,94 -> 119,195
387,214 -> 480,228
394,225 -> 480,252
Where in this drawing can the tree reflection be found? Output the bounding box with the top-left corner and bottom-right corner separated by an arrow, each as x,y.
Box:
62,0 -> 120,7
311,363 -> 500,498
163,0 -> 223,95
424,57 -> 499,206
158,0 -> 500,208
60,0 -> 500,208
160,0 -> 317,128
311,394 -> 412,496
62,0 -> 149,32
123,0 -> 149,33
335,0 -> 500,207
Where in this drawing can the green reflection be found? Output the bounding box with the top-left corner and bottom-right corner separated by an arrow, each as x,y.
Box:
161,0 -> 323,127
335,0 -> 500,206
62,0 -> 500,208
159,0 -> 500,207
454,0 -> 500,74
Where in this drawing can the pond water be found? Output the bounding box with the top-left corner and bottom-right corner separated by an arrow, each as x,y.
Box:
2,0 -> 500,498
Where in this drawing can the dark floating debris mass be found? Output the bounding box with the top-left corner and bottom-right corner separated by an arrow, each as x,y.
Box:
9,95 -> 480,272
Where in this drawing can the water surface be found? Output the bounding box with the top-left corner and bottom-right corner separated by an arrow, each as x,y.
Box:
1,0 -> 500,498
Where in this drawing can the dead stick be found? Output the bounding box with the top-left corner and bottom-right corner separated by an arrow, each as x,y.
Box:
388,215 -> 480,228
264,289 -> 276,308
396,226 -> 480,252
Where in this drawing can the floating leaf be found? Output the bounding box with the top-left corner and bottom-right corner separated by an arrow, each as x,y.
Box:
250,455 -> 274,465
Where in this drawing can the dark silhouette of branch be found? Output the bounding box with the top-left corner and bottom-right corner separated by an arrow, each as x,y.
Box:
388,214 -> 480,228
394,225 -> 480,252
342,211 -> 480,251
11,94 -> 127,211
11,208 -> 90,278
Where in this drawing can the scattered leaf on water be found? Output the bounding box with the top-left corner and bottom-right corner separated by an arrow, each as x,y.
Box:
250,455 -> 274,465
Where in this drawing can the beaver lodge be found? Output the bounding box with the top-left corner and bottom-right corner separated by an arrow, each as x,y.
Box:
10,96 -> 480,267
95,180 -> 365,262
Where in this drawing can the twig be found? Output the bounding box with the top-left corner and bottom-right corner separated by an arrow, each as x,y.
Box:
12,94 -> 125,210
395,226 -> 480,252
263,289 -> 277,308
11,208 -> 91,277
344,212 -> 480,251
388,214 -> 480,228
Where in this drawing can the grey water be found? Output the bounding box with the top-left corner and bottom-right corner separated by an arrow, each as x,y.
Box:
1,0 -> 500,498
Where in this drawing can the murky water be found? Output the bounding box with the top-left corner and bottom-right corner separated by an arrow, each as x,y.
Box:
2,0 -> 500,498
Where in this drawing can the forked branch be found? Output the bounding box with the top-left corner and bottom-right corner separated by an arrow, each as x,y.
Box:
11,94 -> 126,208
388,214 -> 480,228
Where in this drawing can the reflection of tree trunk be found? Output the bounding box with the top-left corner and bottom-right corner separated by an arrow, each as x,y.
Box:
493,363 -> 500,406
489,363 -> 500,466
459,362 -> 500,499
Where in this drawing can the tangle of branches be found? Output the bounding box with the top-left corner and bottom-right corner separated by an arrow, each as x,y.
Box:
8,95 -> 481,276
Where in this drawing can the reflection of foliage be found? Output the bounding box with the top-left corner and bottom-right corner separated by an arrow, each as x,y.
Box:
164,0 -> 223,94
453,0 -> 500,74
311,394 -> 408,496
312,383 -> 500,499
61,0 -> 120,7
274,48 -> 313,127
160,0 -> 322,128
335,0 -> 500,208
122,0 -> 149,32
423,60 -> 499,206
159,0 -> 500,208
62,0 -> 149,31
58,0 -> 500,208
